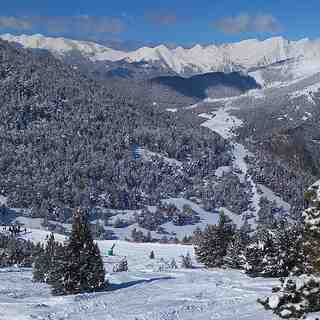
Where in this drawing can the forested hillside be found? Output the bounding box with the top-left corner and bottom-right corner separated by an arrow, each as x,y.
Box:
0,39 -> 232,222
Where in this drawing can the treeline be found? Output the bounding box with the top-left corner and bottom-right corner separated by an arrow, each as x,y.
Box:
194,212 -> 304,277
195,184 -> 320,319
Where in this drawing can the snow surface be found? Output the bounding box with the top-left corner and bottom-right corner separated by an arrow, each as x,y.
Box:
200,102 -> 261,228
0,229 -> 280,320
0,196 -> 7,206
290,81 -> 320,104
3,33 -> 320,79
138,148 -> 182,167
258,185 -> 291,212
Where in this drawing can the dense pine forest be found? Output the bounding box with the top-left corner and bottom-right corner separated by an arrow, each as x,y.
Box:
0,39 -> 232,222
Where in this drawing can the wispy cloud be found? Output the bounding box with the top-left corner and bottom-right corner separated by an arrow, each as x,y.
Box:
213,13 -> 282,34
145,12 -> 178,26
0,15 -> 126,36
0,16 -> 33,30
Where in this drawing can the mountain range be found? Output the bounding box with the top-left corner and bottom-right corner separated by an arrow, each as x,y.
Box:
2,33 -> 320,83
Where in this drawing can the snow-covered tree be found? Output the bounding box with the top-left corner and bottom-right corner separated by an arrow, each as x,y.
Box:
259,183 -> 320,318
50,208 -> 106,295
245,222 -> 304,277
224,229 -> 249,269
194,211 -> 234,267
303,184 -> 320,273
180,253 -> 193,269
259,275 -> 320,319
113,257 -> 128,272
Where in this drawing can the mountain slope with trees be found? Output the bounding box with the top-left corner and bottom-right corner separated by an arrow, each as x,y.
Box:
0,39 -> 233,224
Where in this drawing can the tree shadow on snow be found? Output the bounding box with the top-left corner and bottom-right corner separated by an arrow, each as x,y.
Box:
0,207 -> 19,226
109,276 -> 175,291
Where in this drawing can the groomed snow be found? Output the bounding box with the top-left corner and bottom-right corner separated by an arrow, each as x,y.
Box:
0,229 -> 280,320
200,102 -> 261,228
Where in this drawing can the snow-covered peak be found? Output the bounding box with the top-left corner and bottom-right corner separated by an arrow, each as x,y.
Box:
2,33 -> 320,79
0,33 -> 128,62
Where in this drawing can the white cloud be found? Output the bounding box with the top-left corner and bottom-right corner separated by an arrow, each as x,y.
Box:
213,13 -> 282,34
0,15 -> 125,35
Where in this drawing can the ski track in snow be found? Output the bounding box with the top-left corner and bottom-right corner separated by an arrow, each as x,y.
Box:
0,233 -> 279,320
200,101 -> 261,228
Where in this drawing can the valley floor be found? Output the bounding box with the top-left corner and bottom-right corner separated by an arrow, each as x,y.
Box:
0,232 -> 280,320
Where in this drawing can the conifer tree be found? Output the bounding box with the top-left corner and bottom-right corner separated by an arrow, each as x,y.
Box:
303,184 -> 320,273
32,243 -> 46,282
259,184 -> 320,318
51,208 -> 106,295
33,233 -> 62,283
194,211 -> 234,267
180,252 -> 193,269
224,229 -> 249,269
245,222 -> 304,277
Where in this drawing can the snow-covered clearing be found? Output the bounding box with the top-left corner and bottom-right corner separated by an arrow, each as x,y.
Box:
200,102 -> 261,228
0,230 -> 280,320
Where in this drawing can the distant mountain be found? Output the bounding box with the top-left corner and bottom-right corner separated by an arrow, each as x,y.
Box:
3,33 -> 320,83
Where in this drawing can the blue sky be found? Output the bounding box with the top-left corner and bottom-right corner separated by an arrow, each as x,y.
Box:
1,0 -> 320,46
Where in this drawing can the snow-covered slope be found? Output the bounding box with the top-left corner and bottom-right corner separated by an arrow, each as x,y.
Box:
0,232 -> 279,320
3,33 -> 320,80
0,33 -> 128,61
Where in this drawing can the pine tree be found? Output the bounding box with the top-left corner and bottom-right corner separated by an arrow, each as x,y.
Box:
33,233 -> 62,283
51,208 -> 106,295
170,258 -> 178,269
259,184 -> 320,318
46,242 -> 67,295
303,184 -> 320,273
224,229 -> 249,269
194,211 -> 234,267
32,243 -> 46,282
113,257 -> 128,272
180,253 -> 193,269
245,223 -> 304,277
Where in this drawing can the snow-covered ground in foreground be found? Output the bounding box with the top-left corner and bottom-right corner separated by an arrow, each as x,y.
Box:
200,102 -> 261,228
0,229 -> 280,320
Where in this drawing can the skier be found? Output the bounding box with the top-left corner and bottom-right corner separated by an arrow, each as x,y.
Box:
107,243 -> 116,256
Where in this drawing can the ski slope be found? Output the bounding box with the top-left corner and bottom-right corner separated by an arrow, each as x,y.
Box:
0,230 -> 280,320
200,102 -> 261,228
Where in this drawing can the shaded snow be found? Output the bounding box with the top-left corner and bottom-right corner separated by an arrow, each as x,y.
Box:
139,148 -> 182,167
0,196 -> 7,206
258,185 -> 291,212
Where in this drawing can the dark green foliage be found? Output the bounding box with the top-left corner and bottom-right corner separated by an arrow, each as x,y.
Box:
180,253 -> 193,269
245,222 -> 304,277
52,208 -> 106,295
194,211 -> 234,267
0,39 -> 231,221
303,185 -> 320,273
0,233 -> 35,267
224,229 -> 250,269
258,185 -> 320,319
32,243 -> 46,282
32,209 -> 106,295
32,233 -> 63,283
